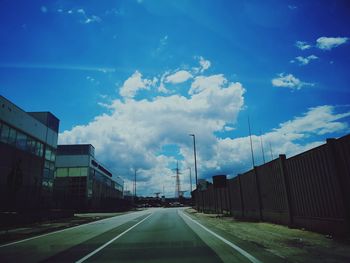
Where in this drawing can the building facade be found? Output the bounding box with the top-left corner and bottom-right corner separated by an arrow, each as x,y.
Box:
54,144 -> 124,211
0,96 -> 59,211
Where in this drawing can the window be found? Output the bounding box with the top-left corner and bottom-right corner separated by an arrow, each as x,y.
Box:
56,168 -> 68,177
0,123 -> 9,143
68,167 -> 81,177
16,131 -> 27,151
68,167 -> 89,177
8,127 -> 17,145
36,142 -> 44,157
45,147 -> 52,161
50,150 -> 56,162
27,137 -> 37,154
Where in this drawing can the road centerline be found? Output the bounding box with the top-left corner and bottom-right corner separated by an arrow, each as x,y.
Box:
179,210 -> 262,263
75,212 -> 153,263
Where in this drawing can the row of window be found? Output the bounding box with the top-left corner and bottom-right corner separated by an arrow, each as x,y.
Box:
56,166 -> 123,191
56,167 -> 89,177
0,121 -> 46,158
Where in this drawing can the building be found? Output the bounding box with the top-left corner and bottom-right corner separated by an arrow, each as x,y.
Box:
54,144 -> 124,211
0,95 -> 59,211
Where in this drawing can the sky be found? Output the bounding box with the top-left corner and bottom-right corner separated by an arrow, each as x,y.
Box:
1,0 -> 350,197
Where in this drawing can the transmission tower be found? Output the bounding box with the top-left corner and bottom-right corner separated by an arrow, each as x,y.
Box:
173,161 -> 181,198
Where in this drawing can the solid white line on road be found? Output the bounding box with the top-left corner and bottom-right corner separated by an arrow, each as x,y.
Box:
75,213 -> 153,263
0,210 -> 147,248
180,211 -> 262,263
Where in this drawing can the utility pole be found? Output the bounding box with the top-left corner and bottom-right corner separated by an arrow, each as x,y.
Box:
133,168 -> 137,199
188,167 -> 193,193
260,130 -> 266,164
269,142 -> 274,160
189,134 -> 198,188
248,116 -> 255,167
174,161 -> 181,199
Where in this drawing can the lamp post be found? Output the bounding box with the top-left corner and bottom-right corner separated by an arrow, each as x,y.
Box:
189,134 -> 198,188
188,167 -> 193,193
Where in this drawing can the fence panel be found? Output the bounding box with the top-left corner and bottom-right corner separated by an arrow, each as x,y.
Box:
240,169 -> 261,220
285,142 -> 346,234
228,177 -> 243,218
256,158 -> 290,224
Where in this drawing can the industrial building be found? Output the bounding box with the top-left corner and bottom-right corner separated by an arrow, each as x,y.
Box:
54,144 -> 124,211
0,95 -> 59,211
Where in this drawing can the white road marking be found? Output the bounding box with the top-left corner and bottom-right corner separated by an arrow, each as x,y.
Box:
75,213 -> 153,263
180,211 -> 262,263
0,210 -> 147,248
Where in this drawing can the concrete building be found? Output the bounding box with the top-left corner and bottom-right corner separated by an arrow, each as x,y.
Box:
54,144 -> 124,211
0,95 -> 59,211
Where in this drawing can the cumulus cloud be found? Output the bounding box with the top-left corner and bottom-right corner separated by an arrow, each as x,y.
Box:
316,37 -> 349,50
272,73 -> 313,89
59,60 -> 349,196
208,105 -> 350,178
59,66 -> 245,195
295,41 -> 311,50
119,70 -> 155,98
165,70 -> 192,84
291,55 -> 318,65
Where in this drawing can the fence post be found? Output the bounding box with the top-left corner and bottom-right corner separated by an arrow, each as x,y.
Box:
279,154 -> 293,226
326,138 -> 350,233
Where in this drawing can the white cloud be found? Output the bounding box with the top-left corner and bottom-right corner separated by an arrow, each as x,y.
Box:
60,8 -> 101,24
272,73 -> 314,89
199,56 -> 211,72
192,56 -> 211,73
119,70 -> 155,98
276,105 -> 350,136
59,61 -> 350,196
295,41 -> 312,50
209,105 -> 350,177
288,5 -> 297,10
165,70 -> 192,84
291,55 -> 318,65
316,37 -> 349,50
59,68 -> 245,195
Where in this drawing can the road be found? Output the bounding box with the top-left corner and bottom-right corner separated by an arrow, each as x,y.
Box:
0,208 -> 261,263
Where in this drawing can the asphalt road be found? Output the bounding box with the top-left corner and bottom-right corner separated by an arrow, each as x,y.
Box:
0,208 -> 262,263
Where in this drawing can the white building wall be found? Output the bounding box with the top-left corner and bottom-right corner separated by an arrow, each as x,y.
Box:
0,96 -> 57,148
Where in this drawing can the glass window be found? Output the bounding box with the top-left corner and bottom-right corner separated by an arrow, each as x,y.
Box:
8,127 -> 17,145
0,123 -> 9,143
27,137 -> 37,154
69,167 -> 81,177
45,160 -> 51,169
50,150 -> 56,162
56,168 -> 68,177
49,162 -> 55,171
36,142 -> 44,157
80,167 -> 88,176
45,147 -> 52,161
16,131 -> 27,151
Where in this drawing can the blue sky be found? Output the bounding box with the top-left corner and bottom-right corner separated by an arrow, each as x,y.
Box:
1,0 -> 350,197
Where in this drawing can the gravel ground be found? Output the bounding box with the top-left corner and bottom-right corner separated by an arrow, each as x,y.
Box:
185,208 -> 350,263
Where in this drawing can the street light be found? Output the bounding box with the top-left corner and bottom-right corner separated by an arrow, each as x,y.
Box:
189,134 -> 198,188
188,167 -> 193,193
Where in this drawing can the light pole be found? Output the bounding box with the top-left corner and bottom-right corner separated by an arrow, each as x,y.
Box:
188,167 -> 193,193
189,134 -> 198,188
